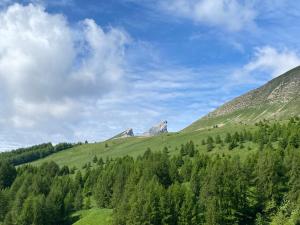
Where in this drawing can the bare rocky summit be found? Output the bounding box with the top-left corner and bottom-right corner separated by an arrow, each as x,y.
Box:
111,128 -> 134,139
110,121 -> 168,140
143,121 -> 168,136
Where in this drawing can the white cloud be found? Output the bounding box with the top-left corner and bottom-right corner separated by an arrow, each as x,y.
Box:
244,46 -> 300,77
0,3 -> 207,150
0,3 -> 130,149
0,2 -> 256,151
160,0 -> 256,31
234,46 -> 300,82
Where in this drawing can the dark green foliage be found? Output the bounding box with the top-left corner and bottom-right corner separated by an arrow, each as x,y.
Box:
93,155 -> 98,163
206,136 -> 214,151
0,143 -> 74,166
206,142 -> 214,151
0,161 -> 85,225
228,140 -> 238,150
225,133 -> 232,143
59,165 -> 70,175
0,118 -> 299,225
74,189 -> 83,210
215,134 -> 222,144
0,161 -> 16,189
180,141 -> 196,157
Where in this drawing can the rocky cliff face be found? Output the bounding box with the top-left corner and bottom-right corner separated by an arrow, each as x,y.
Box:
184,66 -> 300,132
143,121 -> 168,136
110,121 -> 169,140
112,128 -> 134,139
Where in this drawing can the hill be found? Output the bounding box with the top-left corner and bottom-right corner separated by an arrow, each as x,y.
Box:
2,118 -> 299,225
31,124 -> 254,168
28,67 -> 300,168
184,66 -> 300,132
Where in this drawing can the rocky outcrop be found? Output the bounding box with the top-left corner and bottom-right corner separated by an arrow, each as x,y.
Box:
143,121 -> 168,136
110,121 -> 169,140
112,128 -> 134,139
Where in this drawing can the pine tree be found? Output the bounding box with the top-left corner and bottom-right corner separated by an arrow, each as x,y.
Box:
0,190 -> 9,221
74,189 -> 83,210
85,196 -> 91,209
215,135 -> 222,144
74,170 -> 83,188
93,155 -> 98,163
0,161 -> 17,189
225,133 -> 232,143
207,142 -> 214,152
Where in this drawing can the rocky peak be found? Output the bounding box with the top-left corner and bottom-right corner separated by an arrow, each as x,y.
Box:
144,121 -> 168,136
112,128 -> 134,139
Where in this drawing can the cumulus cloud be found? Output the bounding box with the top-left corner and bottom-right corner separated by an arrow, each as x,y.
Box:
0,3 -> 129,149
0,3 -> 209,150
160,0 -> 256,31
234,46 -> 300,82
243,46 -> 300,77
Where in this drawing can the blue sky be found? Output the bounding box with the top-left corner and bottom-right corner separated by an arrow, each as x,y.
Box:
0,0 -> 300,150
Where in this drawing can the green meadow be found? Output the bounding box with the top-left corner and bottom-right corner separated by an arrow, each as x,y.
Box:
31,123 -> 257,168
72,208 -> 112,225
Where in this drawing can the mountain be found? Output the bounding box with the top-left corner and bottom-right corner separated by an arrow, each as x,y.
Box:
22,68 -> 299,169
184,66 -> 300,132
111,128 -> 134,139
143,120 -> 168,136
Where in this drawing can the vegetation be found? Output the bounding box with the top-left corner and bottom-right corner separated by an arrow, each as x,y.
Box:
0,143 -> 75,166
184,68 -> 300,132
30,123 -> 256,168
0,118 -> 299,225
72,208 -> 112,225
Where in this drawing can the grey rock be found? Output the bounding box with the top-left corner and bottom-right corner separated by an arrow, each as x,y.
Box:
143,121 -> 168,136
112,128 -> 134,139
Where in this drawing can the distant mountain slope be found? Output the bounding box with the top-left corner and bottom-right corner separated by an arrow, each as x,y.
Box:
30,124 -> 252,168
184,66 -> 300,132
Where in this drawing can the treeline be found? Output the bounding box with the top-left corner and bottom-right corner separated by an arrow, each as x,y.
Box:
91,118 -> 300,225
0,118 -> 299,225
0,143 -> 74,165
200,118 -> 300,152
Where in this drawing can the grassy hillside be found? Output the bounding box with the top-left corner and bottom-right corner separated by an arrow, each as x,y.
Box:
3,119 -> 299,225
26,68 -> 299,168
183,105 -> 295,132
184,67 -> 300,132
72,208 -> 112,225
30,123 -> 256,168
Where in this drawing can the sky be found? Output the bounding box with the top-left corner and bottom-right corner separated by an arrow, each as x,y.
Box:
0,0 -> 300,150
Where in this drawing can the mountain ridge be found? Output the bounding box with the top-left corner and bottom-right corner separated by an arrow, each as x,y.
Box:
184,66 -> 300,132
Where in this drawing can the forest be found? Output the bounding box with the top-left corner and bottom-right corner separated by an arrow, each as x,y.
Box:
0,143 -> 75,166
0,117 -> 299,225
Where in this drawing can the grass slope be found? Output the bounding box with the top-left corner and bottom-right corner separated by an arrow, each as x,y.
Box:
184,67 -> 300,132
183,105 -> 292,132
30,124 -> 256,168
72,208 -> 112,225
